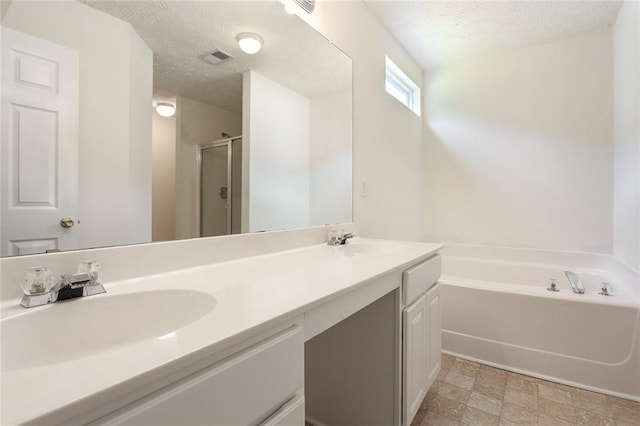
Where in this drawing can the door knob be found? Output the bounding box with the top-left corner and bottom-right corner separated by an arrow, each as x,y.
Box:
60,217 -> 75,228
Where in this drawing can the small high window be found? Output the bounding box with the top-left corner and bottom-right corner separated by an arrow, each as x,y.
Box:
385,56 -> 421,116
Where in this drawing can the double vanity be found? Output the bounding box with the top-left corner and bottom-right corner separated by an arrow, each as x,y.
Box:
1,226 -> 442,425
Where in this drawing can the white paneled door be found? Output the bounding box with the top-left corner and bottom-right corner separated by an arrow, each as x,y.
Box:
1,27 -> 79,256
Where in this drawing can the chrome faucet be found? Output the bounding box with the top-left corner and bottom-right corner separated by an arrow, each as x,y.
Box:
564,271 -> 585,294
328,230 -> 355,246
20,260 -> 106,308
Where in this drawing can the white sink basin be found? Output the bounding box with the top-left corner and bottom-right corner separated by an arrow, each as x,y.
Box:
1,290 -> 216,371
335,241 -> 404,256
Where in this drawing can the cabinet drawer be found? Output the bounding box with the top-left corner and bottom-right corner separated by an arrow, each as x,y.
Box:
96,326 -> 303,426
402,255 -> 441,305
260,396 -> 305,426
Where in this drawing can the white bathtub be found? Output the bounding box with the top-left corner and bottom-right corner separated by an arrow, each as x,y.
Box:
440,244 -> 640,401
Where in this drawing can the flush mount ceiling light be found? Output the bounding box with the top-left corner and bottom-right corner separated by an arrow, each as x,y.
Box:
236,32 -> 263,55
155,102 -> 176,117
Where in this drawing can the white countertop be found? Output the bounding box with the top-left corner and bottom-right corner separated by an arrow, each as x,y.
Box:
1,238 -> 442,425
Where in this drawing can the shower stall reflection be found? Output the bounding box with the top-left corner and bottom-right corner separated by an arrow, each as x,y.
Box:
200,137 -> 242,237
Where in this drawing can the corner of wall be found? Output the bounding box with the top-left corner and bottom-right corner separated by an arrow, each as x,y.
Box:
613,0 -> 640,272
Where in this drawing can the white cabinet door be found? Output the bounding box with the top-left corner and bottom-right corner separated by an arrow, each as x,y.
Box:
402,294 -> 428,426
425,283 -> 442,390
93,326 -> 303,426
1,28 -> 79,256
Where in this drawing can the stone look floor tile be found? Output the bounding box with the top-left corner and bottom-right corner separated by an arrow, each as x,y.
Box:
504,387 -> 538,411
421,411 -> 461,426
500,402 -> 538,425
542,380 -> 578,393
441,354 -> 456,369
576,408 -> 617,426
478,365 -> 508,386
506,374 -> 538,396
498,419 -> 522,426
538,397 -> 577,424
539,382 -> 574,405
450,359 -> 481,378
608,395 -> 640,411
461,405 -> 499,426
413,355 -> 640,426
611,403 -> 640,425
437,382 -> 472,403
538,413 -> 576,426
436,367 -> 450,382
445,371 -> 475,391
572,388 -> 613,418
428,394 -> 467,421
467,391 -> 502,416
473,379 -> 506,401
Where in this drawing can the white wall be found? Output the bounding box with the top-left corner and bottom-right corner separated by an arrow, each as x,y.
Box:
3,0 -> 153,249
422,30 -> 614,253
152,101 -> 176,242
310,91 -> 353,226
299,2 -> 424,241
127,31 -> 153,246
243,70 -> 310,232
175,96 -> 241,239
613,0 -> 640,271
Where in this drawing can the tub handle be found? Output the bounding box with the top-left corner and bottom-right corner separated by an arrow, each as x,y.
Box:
599,282 -> 613,296
547,278 -> 559,292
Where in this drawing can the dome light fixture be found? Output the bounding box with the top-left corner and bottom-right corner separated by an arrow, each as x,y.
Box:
155,102 -> 176,117
236,32 -> 263,55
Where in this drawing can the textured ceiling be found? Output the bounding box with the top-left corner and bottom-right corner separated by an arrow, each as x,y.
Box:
82,1 -> 351,113
364,0 -> 623,70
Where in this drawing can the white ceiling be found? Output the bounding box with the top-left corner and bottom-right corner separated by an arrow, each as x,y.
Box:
364,0 -> 623,70
82,1 -> 351,113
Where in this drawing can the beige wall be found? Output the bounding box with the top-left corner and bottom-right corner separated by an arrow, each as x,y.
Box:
613,0 -> 640,271
301,2 -> 425,241
175,96 -> 241,239
152,102 -> 177,242
3,0 -> 153,250
422,30 -> 614,253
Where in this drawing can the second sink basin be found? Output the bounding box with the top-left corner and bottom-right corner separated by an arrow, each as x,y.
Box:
1,289 -> 216,371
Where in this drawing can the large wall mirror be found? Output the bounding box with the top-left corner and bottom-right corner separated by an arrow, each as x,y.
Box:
0,0 -> 353,257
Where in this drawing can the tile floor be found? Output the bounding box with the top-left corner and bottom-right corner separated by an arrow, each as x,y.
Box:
411,354 -> 640,426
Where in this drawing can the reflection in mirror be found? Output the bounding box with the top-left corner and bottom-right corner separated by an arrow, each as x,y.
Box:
0,0 -> 352,257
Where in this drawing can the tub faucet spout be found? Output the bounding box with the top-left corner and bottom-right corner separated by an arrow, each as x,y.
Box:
564,271 -> 585,294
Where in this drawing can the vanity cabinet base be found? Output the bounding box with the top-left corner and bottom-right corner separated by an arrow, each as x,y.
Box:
90,326 -> 304,426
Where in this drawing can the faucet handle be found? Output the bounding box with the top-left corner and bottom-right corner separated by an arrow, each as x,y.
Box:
328,229 -> 340,245
599,282 -> 613,296
77,259 -> 101,284
20,266 -> 58,295
546,278 -> 559,292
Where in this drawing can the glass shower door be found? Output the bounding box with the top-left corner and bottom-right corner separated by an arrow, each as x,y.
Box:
200,137 -> 242,237
201,144 -> 229,237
